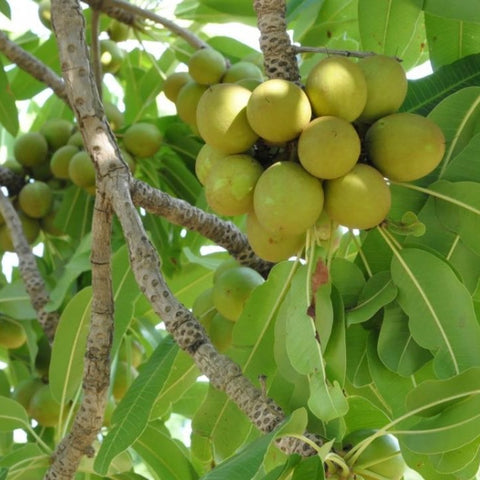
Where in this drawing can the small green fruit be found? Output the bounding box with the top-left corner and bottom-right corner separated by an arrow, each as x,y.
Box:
50,145 -> 79,179
18,181 -> 53,219
40,119 -> 73,151
68,151 -> 96,188
29,384 -> 62,427
67,131 -> 84,148
188,48 -> 227,85
100,39 -> 124,74
192,287 -> 217,332
163,72 -> 192,103
38,0 -> 51,29
209,313 -> 235,352
104,101 -> 124,131
14,132 -> 49,167
213,258 -> 240,283
12,377 -> 44,414
123,122 -> 162,158
107,19 -> 130,42
0,212 -> 40,251
175,81 -> 209,128
0,317 -> 27,349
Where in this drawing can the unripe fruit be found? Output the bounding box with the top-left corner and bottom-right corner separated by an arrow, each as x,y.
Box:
253,161 -> 324,236
0,212 -> 40,251
0,317 -> 27,349
68,151 -> 96,188
298,116 -> 361,179
41,209 -> 64,236
104,101 -> 124,131
246,212 -> 306,262
29,384 -> 62,427
100,39 -> 124,74
195,144 -> 227,185
14,132 -> 49,167
120,148 -> 136,174
222,61 -> 264,84
209,313 -> 235,352
196,84 -> 259,154
324,163 -> 391,230
38,0 -> 51,29
365,112 -> 446,182
12,377 -> 44,414
107,19 -> 130,42
112,361 -> 138,401
123,122 -> 162,158
50,145 -> 79,179
188,48 -> 227,85
247,79 -> 312,144
67,131 -> 84,148
3,158 -> 25,176
205,154 -> 263,216
306,56 -> 367,122
175,81 -> 208,128
40,119 -> 73,151
213,258 -> 240,283
163,71 -> 192,103
192,287 -> 216,332
18,181 -> 53,219
213,266 -> 264,322
358,55 -> 408,123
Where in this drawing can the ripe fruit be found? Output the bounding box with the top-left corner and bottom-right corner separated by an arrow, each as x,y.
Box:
29,384 -> 63,427
195,144 -> 227,185
12,377 -> 44,413
204,154 -> 263,216
246,212 -> 305,262
163,71 -> 192,103
196,84 -> 259,154
0,317 -> 27,349
18,181 -> 53,219
175,81 -> 209,128
306,56 -> 367,122
209,313 -> 235,352
123,122 -> 162,158
50,145 -> 79,179
68,151 -> 96,188
324,163 -> 391,230
100,39 -> 124,74
188,48 -> 227,85
357,55 -> 408,123
298,116 -> 361,179
213,266 -> 264,322
222,61 -> 264,84
365,112 -> 446,182
112,361 -> 138,401
246,79 -> 312,144
344,429 -> 406,480
253,161 -> 324,235
14,132 -> 49,167
40,119 -> 73,151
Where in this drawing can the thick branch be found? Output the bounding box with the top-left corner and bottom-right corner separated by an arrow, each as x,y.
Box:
0,192 -> 59,343
0,31 -> 69,104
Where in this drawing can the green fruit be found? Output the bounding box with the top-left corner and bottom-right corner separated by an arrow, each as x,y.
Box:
14,132 -> 49,167
246,79 -> 312,144
195,144 -> 227,185
40,119 -> 73,151
0,317 -> 27,349
120,148 -> 136,174
123,122 -> 162,158
188,48 -> 227,85
246,212 -> 305,262
31,161 -> 53,181
324,163 -> 391,230
298,116 -> 361,179
18,181 -> 53,219
67,131 -> 84,148
104,101 -> 124,131
175,81 -> 209,128
38,0 -> 51,29
0,212 -> 40,251
196,83 -> 259,154
358,55 -> 408,123
107,19 -> 130,42
12,377 -> 44,413
29,384 -> 62,427
205,154 -> 263,216
68,151 -> 96,188
112,361 -> 138,401
40,209 -> 64,236
163,71 -> 192,103
222,61 -> 264,84
212,266 -> 264,322
344,429 -> 406,480
209,312 -> 234,353
50,145 -> 79,179
213,258 -> 240,283
235,78 -> 262,91
253,161 -> 324,236
118,338 -> 144,368
365,112 -> 446,182
3,158 -> 25,176
100,39 -> 124,74
192,287 -> 217,332
306,56 -> 367,122
35,335 -> 51,379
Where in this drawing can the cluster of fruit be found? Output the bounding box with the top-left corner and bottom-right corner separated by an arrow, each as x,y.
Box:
192,258 -> 264,352
167,48 -> 445,262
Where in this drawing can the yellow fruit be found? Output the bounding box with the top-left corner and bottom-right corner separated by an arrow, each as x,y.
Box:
112,361 -> 138,401
18,181 -> 53,219
205,154 -> 263,216
14,132 -> 49,167
365,112 -> 446,182
196,83 -> 259,154
209,313 -> 235,352
68,151 -> 96,188
358,55 -> 408,123
40,119 -> 73,151
213,266 -> 264,322
253,161 -> 324,235
123,122 -> 162,158
163,72 -> 192,103
306,56 -> 367,122
100,39 -> 124,74
188,48 -> 227,85
175,81 -> 209,128
195,144 -> 227,185
50,145 -> 79,179
222,61 -> 264,84
104,101 -> 124,131
324,163 -> 391,230
298,116 -> 361,179
246,79 -> 312,144
246,212 -> 306,262
0,317 -> 27,349
29,384 -> 62,427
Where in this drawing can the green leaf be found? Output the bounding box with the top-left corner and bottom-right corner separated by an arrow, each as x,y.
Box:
0,0 -> 10,18
0,443 -> 49,479
346,271 -> 398,326
0,280 -> 36,320
442,132 -> 480,183
0,59 -> 18,136
287,0 -> 326,43
330,257 -> 365,309
358,0 -> 425,70
49,287 -> 92,403
401,54 -> 480,116
55,185 -> 94,239
378,303 -> 432,376
423,0 -> 480,23
94,337 -> 178,475
308,373 -> 348,422
429,439 -> 480,474
291,456 -> 325,480
343,395 -> 392,435
0,396 -> 29,432
346,324 -> 371,387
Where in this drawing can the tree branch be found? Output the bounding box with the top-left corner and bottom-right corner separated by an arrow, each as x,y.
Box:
0,166 -> 26,196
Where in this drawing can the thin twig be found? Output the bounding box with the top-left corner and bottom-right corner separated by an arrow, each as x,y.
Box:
293,45 -> 402,61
